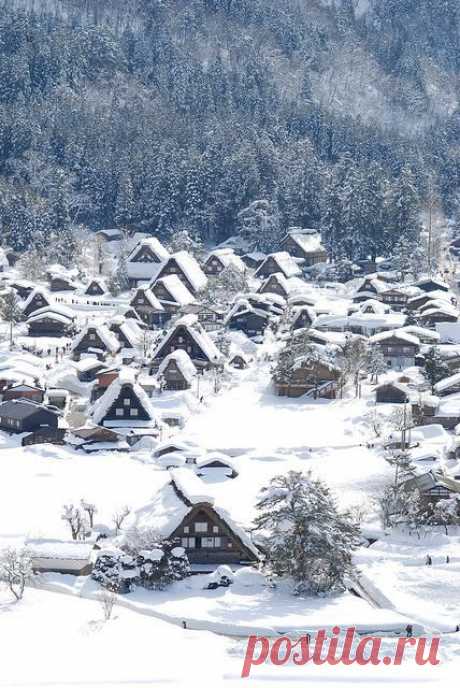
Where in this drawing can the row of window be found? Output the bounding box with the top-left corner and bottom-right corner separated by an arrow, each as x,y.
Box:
0,417 -> 20,428
184,522 -> 219,534
181,537 -> 225,549
115,408 -> 138,416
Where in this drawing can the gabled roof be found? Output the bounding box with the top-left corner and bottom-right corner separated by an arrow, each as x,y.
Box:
71,325 -> 120,354
153,314 -> 223,363
282,229 -> 326,255
205,248 -> 246,272
370,329 -> 420,346
127,237 -> 170,263
0,399 -> 58,419
255,251 -> 302,279
152,275 -> 196,307
158,349 -> 197,383
22,287 -> 50,311
91,368 -> 158,426
134,468 -> 259,558
164,251 -> 208,292
131,287 -> 164,311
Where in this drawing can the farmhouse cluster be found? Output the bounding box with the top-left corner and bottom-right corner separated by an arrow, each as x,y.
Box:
2,226 -> 460,582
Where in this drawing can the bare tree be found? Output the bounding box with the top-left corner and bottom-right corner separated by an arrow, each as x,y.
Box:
0,548 -> 33,601
112,506 -> 131,535
80,500 -> 97,529
61,504 -> 88,540
99,589 -> 117,621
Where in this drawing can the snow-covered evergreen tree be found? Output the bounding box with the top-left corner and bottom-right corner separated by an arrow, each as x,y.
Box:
254,471 -> 360,594
423,346 -> 449,392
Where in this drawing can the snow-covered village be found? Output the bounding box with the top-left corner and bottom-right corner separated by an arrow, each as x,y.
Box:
0,221 -> 458,685
2,1 -> 460,686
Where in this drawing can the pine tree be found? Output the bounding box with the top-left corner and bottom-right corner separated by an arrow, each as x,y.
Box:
254,471 -> 360,594
423,346 -> 449,392
0,290 -> 22,347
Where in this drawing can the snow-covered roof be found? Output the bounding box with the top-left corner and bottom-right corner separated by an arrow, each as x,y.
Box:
170,467 -> 215,505
434,372 -> 460,394
132,287 -> 164,310
158,350 -> 197,383
256,252 -> 302,279
284,230 -> 326,255
206,248 -> 246,272
313,312 -> 407,333
358,299 -> 390,315
91,368 -> 158,426
168,251 -> 207,292
117,319 -> 143,348
370,329 -> 420,346
400,326 -> 440,343
134,473 -> 259,557
260,272 -> 290,294
154,314 -> 223,363
22,287 -> 50,311
26,310 -> 73,325
30,304 -> 75,320
72,324 -> 120,354
26,539 -> 93,560
128,237 -> 170,263
84,278 -> 107,293
153,275 -> 196,307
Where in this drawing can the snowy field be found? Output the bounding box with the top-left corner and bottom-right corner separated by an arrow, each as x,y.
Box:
0,588 -> 452,688
0,355 -> 458,685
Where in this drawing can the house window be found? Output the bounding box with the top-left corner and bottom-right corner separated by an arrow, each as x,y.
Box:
130,408 -> 138,417
178,336 -> 184,343
194,522 -> 207,533
181,537 -> 196,548
123,398 -> 130,406
184,526 -> 189,534
115,408 -> 124,416
213,526 -> 219,534
202,537 -> 222,548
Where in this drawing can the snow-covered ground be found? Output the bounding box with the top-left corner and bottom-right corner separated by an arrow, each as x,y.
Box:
0,343 -> 458,685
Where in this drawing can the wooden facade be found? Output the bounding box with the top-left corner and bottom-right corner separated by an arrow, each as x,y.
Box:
96,383 -> 152,426
275,361 -> 341,398
0,401 -> 59,434
2,385 -> 44,404
156,257 -> 199,295
171,501 -> 258,565
160,358 -> 192,390
23,292 -> 50,317
226,310 -> 269,337
280,234 -> 327,266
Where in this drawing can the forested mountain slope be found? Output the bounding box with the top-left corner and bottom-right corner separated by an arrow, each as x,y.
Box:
0,0 -> 459,261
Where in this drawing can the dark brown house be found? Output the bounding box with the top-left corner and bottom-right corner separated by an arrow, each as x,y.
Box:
84,279 -> 107,296
71,325 -> 120,361
370,331 -> 420,369
138,473 -> 259,566
0,400 -> 59,434
275,359 -> 341,398
155,251 -> 207,296
91,371 -> 157,429
2,384 -> 44,403
130,288 -> 166,327
292,307 -> 315,331
380,288 -> 409,312
151,315 -> 222,370
225,306 -> 270,338
27,307 -> 76,338
375,382 -> 411,404
280,230 -> 327,266
49,275 -> 77,292
258,273 -> 289,299
22,289 -> 51,318
158,350 -> 197,391
254,252 -> 301,280
402,471 -> 460,513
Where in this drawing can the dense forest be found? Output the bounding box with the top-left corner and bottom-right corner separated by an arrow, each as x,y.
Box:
0,0 -> 459,262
